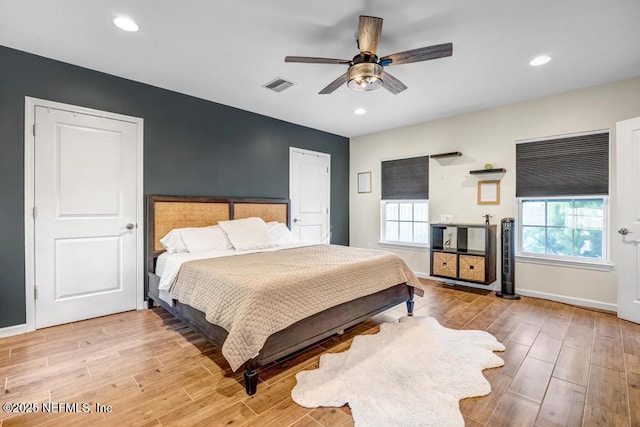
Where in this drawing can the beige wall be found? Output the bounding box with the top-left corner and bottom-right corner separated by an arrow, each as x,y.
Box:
350,76 -> 640,310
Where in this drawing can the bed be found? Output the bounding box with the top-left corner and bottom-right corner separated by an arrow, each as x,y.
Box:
146,195 -> 422,396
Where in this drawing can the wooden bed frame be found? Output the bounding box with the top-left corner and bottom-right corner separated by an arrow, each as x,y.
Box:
146,195 -> 416,396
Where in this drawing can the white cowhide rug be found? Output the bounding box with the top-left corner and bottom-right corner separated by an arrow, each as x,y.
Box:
291,316 -> 505,427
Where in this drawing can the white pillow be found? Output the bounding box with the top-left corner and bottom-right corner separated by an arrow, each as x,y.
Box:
180,225 -> 232,253
159,229 -> 188,253
267,222 -> 299,245
218,217 -> 276,251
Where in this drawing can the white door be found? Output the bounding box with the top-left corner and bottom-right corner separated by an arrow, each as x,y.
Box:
616,116 -> 640,324
33,105 -> 139,328
289,148 -> 330,243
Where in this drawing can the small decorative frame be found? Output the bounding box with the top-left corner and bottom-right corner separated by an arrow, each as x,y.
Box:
357,172 -> 372,193
477,180 -> 500,205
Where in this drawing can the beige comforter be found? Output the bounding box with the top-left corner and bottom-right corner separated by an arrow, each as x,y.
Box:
169,244 -> 422,371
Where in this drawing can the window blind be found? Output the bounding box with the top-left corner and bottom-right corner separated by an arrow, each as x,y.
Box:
381,155 -> 429,199
516,132 -> 609,197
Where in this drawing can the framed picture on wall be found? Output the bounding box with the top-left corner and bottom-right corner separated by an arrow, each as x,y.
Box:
358,172 -> 372,193
477,180 -> 500,204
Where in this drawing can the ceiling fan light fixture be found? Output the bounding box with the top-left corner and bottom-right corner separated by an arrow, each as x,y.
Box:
348,63 -> 383,91
284,16 -> 452,95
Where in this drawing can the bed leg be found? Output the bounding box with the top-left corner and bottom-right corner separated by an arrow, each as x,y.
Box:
147,297 -> 154,309
244,359 -> 259,396
406,286 -> 415,317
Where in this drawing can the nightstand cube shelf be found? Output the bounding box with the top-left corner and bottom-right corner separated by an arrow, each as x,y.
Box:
430,223 -> 496,285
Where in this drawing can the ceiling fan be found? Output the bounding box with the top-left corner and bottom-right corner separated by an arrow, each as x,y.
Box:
285,15 -> 453,95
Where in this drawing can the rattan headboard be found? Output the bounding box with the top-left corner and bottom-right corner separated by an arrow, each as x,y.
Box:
147,195 -> 290,272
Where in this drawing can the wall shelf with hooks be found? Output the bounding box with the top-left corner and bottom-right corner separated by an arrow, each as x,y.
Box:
469,168 -> 506,175
431,152 -> 462,159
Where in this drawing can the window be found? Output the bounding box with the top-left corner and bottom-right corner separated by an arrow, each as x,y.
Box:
380,155 -> 429,246
519,197 -> 606,259
516,131 -> 609,265
381,200 -> 429,245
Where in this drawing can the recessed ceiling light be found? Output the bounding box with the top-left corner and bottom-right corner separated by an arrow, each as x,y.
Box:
354,108 -> 367,115
529,55 -> 552,66
113,16 -> 139,32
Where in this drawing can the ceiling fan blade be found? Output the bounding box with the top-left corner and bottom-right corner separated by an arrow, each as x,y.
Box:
380,42 -> 453,66
382,71 -> 407,95
319,72 -> 349,94
357,15 -> 383,55
285,56 -> 352,65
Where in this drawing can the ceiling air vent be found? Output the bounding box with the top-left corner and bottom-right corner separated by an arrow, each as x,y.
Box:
263,77 -> 294,93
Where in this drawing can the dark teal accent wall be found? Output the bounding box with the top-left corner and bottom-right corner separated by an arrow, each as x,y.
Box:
0,45 -> 349,328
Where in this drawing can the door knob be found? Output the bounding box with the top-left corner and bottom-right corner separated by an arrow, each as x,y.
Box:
293,218 -> 301,223
618,228 -> 630,235
121,223 -> 135,230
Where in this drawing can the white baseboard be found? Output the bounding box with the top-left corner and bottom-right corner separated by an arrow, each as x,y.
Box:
414,271 -> 430,279
414,271 -> 617,312
415,272 -> 499,292
517,289 -> 617,312
0,323 -> 27,338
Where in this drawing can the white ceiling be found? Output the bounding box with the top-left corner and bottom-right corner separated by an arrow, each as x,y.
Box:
2,0 -> 639,137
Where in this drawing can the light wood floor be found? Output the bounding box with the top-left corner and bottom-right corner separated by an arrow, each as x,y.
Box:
1,279 -> 639,427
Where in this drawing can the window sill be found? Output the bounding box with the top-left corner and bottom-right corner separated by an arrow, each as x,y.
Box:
378,241 -> 429,252
516,254 -> 613,272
